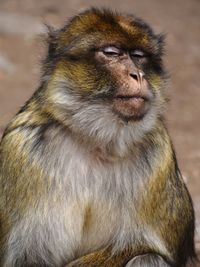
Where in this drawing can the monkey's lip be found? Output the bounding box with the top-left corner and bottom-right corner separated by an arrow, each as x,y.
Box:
113,94 -> 150,120
115,94 -> 148,101
114,94 -> 149,108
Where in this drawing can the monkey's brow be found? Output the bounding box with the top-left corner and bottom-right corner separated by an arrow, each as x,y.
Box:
59,30 -> 127,54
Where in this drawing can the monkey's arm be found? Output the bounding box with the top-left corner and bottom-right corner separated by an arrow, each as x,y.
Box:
65,248 -> 133,267
65,248 -> 172,267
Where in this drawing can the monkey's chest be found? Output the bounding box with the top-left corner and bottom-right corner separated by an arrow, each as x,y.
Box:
72,195 -> 134,254
65,169 -> 141,255
58,153 -> 147,254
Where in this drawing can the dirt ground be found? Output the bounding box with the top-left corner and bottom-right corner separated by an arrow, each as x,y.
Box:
0,0 -> 200,264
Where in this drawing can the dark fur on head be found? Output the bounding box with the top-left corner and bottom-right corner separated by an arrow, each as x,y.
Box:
43,8 -> 166,82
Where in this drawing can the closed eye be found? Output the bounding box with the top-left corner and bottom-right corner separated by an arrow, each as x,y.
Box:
130,49 -> 146,58
101,46 -> 122,57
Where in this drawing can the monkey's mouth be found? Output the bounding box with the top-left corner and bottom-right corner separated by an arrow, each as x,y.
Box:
115,94 -> 148,101
113,94 -> 150,120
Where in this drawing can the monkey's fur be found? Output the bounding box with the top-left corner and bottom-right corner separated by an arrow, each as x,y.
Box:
0,8 -> 195,267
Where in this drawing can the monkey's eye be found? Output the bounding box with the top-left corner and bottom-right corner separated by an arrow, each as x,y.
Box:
130,49 -> 146,58
102,46 -> 122,57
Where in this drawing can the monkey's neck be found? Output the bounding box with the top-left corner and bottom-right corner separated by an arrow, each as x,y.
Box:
52,117 -> 167,164
7,96 -> 167,161
67,117 -> 167,161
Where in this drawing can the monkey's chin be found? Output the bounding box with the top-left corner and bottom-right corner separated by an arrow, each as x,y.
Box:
113,97 -> 150,121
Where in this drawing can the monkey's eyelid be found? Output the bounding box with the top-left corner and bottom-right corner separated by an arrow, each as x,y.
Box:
101,46 -> 122,56
130,49 -> 146,57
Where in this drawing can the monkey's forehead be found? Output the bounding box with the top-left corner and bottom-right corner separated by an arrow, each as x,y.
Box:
55,8 -> 162,55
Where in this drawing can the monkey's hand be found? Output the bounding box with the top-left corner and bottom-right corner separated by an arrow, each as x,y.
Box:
65,248 -> 133,267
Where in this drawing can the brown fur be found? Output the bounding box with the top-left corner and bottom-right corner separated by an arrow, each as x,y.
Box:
0,8 -> 195,267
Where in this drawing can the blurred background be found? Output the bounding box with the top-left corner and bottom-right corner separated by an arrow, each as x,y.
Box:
0,0 -> 199,263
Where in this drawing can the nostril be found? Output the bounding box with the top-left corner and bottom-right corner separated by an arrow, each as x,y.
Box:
130,71 -> 145,81
130,73 -> 139,81
139,71 -> 145,79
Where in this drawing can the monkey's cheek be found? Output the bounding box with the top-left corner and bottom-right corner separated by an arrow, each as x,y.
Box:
113,98 -> 150,120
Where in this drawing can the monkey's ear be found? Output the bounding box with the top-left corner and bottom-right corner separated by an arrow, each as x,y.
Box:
44,24 -> 59,57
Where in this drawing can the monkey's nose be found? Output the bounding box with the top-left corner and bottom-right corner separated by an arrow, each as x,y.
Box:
130,70 -> 145,82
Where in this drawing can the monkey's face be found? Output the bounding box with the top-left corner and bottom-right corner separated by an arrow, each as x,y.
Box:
95,46 -> 152,121
45,9 -> 167,144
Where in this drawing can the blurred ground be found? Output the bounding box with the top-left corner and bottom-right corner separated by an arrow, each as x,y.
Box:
0,0 -> 199,264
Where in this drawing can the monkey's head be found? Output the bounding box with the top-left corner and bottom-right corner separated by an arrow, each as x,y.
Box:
44,8 -> 167,147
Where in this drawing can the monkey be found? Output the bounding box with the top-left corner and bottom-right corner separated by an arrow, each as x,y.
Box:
0,7 -> 196,267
